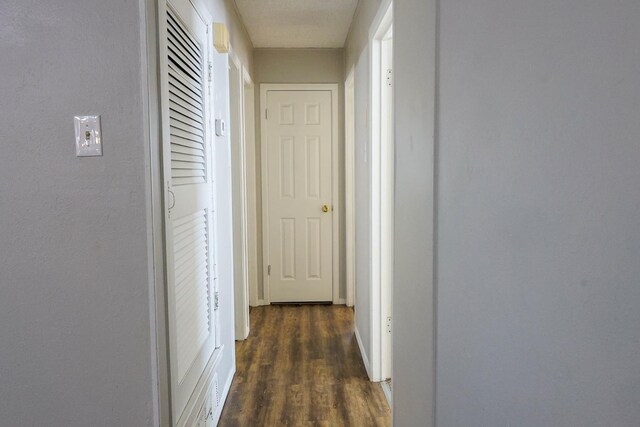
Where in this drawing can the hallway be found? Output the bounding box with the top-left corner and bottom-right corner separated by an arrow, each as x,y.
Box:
219,306 -> 391,426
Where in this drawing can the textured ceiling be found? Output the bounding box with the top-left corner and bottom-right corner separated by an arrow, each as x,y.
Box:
233,0 -> 360,48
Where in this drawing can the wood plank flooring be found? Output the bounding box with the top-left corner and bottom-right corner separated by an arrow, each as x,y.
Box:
218,305 -> 391,426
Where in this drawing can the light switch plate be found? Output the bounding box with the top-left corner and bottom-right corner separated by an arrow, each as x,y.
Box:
74,115 -> 102,157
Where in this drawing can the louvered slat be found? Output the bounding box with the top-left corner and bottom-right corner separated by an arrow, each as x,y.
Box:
170,117 -> 204,138
167,27 -> 201,76
169,76 -> 203,110
167,11 -> 202,62
172,208 -> 210,382
175,267 -> 208,301
170,136 -> 204,153
172,169 -> 205,179
171,144 -> 204,157
169,63 -> 203,98
167,9 -> 206,187
169,77 -> 203,111
167,28 -> 202,70
171,151 -> 204,162
170,91 -> 203,118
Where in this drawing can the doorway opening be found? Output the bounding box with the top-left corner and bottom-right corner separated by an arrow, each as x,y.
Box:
370,0 -> 394,404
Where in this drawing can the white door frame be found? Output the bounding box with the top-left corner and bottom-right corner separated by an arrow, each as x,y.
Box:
369,0 -> 393,383
141,0 -> 171,423
260,83 -> 341,304
229,47 -> 251,340
242,68 -> 259,309
345,68 -> 356,308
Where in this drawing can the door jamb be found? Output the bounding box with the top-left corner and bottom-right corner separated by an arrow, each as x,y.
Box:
260,83 -> 341,304
242,68 -> 259,309
345,68 -> 356,308
369,0 -> 393,383
229,47 -> 250,340
142,0 -> 171,423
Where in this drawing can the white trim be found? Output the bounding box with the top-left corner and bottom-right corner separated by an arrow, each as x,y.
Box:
369,0 -> 393,383
259,86 -> 271,305
381,381 -> 393,409
242,66 -> 253,87
380,30 -> 394,383
355,325 -> 372,380
142,0 -> 171,424
260,83 -> 341,304
211,359 -> 236,426
369,0 -> 393,39
228,46 -> 250,340
345,68 -> 356,308
242,67 -> 260,309
228,44 -> 241,70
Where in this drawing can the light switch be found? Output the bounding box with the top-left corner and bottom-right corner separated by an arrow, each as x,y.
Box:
74,115 -> 102,157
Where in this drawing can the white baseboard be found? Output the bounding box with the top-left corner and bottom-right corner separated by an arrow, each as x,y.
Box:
212,364 -> 236,426
380,380 -> 393,409
354,326 -> 372,380
334,298 -> 347,305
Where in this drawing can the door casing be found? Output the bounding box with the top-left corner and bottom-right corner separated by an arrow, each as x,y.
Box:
345,68 -> 356,309
369,0 -> 394,384
229,48 -> 251,340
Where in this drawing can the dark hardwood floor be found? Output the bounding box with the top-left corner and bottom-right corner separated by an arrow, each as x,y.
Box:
218,305 -> 391,426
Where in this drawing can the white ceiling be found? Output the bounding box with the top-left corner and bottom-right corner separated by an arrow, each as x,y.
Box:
233,0 -> 360,48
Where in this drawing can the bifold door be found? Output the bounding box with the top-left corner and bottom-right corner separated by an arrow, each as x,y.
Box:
159,0 -> 218,422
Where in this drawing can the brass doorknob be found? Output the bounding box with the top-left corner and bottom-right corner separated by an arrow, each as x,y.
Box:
322,204 -> 330,213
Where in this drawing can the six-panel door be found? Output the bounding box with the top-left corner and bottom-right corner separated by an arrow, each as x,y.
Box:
265,90 -> 333,302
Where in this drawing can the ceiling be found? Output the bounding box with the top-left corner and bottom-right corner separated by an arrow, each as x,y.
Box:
233,0 -> 360,48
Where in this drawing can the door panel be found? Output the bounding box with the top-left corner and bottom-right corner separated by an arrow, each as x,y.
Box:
265,90 -> 333,302
160,0 -> 217,422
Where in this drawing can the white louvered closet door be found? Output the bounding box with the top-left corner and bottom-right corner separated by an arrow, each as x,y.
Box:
159,0 -> 217,422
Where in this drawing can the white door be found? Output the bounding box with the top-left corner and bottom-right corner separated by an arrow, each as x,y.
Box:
265,90 -> 334,302
159,0 -> 217,422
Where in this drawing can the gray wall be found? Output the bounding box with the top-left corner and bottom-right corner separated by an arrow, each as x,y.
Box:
0,0 -> 154,425
252,48 -> 346,302
0,0 -> 254,425
434,0 -> 640,426
393,0 -> 437,425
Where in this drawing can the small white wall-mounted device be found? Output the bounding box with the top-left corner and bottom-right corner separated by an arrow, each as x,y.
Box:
213,22 -> 229,53
74,115 -> 102,157
215,118 -> 226,136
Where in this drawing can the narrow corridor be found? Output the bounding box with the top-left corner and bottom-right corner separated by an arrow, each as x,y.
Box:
219,305 -> 391,426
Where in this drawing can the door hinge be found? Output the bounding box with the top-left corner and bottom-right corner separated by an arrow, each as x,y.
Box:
386,68 -> 393,87
386,316 -> 392,333
265,109 -> 268,120
208,61 -> 213,82
267,265 -> 271,276
214,291 -> 220,310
